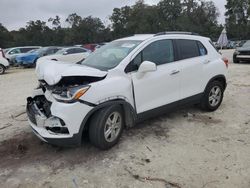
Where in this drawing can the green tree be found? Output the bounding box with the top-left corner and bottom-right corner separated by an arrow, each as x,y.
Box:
66,13 -> 82,27
24,20 -> 54,46
1,0 -> 224,48
225,0 -> 250,39
110,6 -> 131,38
48,16 -> 65,45
48,15 -> 61,29
0,23 -> 12,48
157,0 -> 182,30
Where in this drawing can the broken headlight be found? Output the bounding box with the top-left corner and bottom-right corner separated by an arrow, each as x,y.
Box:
52,85 -> 90,103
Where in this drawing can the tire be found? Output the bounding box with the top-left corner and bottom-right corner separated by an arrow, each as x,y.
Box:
233,55 -> 239,64
200,81 -> 224,112
0,64 -> 6,75
32,59 -> 38,68
89,105 -> 124,150
233,58 -> 239,64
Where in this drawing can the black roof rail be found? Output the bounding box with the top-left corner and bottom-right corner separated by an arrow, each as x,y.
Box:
154,31 -> 200,37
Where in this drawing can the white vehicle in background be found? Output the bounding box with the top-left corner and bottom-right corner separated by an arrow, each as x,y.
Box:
38,47 -> 91,64
27,32 -> 228,150
4,46 -> 41,65
0,48 -> 9,75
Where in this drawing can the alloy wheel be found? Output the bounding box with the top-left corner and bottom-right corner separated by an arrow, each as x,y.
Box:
209,86 -> 222,107
104,112 -> 122,142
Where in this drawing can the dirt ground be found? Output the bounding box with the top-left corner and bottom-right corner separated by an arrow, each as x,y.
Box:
0,50 -> 250,188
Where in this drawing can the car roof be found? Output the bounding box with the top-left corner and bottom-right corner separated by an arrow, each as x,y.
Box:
116,33 -> 209,42
117,34 -> 154,41
8,46 -> 41,49
61,46 -> 89,50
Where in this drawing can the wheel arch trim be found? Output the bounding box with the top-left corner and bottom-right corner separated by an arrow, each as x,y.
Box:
204,75 -> 227,92
78,99 -> 137,142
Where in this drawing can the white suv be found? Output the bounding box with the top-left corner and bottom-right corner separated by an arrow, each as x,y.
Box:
27,32 -> 228,149
0,48 -> 9,75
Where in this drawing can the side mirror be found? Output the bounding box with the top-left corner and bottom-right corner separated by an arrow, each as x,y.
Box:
63,51 -> 68,55
138,61 -> 157,74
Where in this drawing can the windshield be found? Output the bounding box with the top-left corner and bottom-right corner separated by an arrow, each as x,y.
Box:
242,40 -> 250,48
81,40 -> 141,71
36,47 -> 49,54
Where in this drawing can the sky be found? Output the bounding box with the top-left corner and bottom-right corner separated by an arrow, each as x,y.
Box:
0,0 -> 226,31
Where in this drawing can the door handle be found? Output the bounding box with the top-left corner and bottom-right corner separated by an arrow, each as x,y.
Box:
170,70 -> 180,75
203,60 -> 210,64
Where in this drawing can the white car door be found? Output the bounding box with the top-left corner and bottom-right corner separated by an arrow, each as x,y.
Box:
69,53 -> 86,62
61,53 -> 82,63
128,39 -> 181,114
175,39 -> 207,99
62,48 -> 89,63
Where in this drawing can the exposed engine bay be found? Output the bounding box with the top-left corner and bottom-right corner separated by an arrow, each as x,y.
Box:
39,76 -> 105,99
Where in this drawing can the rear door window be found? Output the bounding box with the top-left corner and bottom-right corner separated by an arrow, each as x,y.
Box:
46,48 -> 57,55
75,48 -> 87,53
20,48 -> 35,53
67,49 -> 76,54
176,39 -> 200,60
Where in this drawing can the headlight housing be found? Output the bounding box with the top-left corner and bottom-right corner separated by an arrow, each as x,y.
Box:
52,85 -> 90,103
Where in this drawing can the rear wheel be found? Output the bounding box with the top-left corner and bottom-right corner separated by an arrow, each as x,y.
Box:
0,65 -> 6,75
89,105 -> 124,150
200,81 -> 224,112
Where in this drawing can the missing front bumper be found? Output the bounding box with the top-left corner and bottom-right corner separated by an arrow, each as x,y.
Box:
27,97 -> 82,147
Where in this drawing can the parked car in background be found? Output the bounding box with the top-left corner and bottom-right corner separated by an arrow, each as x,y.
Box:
38,47 -> 91,64
83,44 -> 99,52
16,47 -> 62,67
27,32 -> 228,149
0,48 -> 9,75
233,40 -> 250,63
4,46 -> 41,65
226,41 -> 236,49
238,40 -> 247,47
95,42 -> 108,49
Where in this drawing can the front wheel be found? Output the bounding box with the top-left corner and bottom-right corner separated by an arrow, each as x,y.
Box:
200,81 -> 224,112
89,105 -> 124,150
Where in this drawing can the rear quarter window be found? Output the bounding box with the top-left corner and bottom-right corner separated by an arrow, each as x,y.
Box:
197,41 -> 207,56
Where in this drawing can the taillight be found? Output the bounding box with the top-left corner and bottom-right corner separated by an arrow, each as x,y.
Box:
222,57 -> 229,68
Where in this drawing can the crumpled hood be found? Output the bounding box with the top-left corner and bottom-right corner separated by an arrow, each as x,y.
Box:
36,60 -> 107,85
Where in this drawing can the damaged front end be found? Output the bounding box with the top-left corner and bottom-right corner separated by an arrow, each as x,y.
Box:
26,75 -> 105,146
27,96 -> 69,135
39,76 -> 104,103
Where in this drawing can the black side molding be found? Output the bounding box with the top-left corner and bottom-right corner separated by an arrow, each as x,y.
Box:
137,93 -> 203,122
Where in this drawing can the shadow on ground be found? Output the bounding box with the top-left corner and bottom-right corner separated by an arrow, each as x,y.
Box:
0,106 -> 218,174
